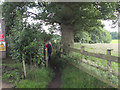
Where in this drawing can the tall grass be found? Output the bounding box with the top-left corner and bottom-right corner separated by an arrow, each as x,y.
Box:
61,64 -> 112,88
52,55 -> 112,88
68,43 -> 119,86
2,58 -> 54,88
16,67 -> 54,88
2,59 -> 24,84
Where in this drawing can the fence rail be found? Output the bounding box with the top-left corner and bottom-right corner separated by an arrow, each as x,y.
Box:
60,45 -> 119,88
69,47 -> 119,63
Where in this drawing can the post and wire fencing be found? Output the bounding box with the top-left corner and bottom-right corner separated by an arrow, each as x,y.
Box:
60,44 -> 120,88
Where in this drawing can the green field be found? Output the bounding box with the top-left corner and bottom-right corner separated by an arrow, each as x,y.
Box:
110,39 -> 120,44
74,43 -> 119,56
73,43 -> 119,86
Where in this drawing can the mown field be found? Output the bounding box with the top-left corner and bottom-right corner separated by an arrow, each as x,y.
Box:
74,40 -> 119,56
110,39 -> 120,44
72,40 -> 119,87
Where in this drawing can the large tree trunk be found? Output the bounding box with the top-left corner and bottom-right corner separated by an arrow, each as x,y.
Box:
61,24 -> 74,52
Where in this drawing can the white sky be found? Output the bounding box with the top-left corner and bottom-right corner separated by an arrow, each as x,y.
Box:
101,20 -> 118,32
27,18 -> 119,35
0,1 -> 118,33
27,8 -> 119,33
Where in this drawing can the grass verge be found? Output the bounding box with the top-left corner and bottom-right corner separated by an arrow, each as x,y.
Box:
2,58 -> 54,88
61,64 -> 112,88
16,67 -> 54,88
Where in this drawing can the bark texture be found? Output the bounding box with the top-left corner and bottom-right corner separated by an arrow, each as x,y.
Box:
61,24 -> 74,52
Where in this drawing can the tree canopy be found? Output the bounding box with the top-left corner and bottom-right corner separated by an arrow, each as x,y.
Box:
34,2 -> 118,47
2,2 -> 119,55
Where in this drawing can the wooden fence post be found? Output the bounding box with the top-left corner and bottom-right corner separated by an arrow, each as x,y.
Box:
107,49 -> 112,81
45,48 -> 48,68
22,60 -> 26,79
81,46 -> 85,62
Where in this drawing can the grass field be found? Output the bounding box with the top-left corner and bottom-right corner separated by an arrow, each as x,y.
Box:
73,42 -> 119,86
110,39 -> 120,44
74,39 -> 119,56
74,43 -> 119,56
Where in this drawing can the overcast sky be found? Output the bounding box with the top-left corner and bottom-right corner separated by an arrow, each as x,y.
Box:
0,2 -> 118,33
101,20 -> 118,32
27,7 -> 119,33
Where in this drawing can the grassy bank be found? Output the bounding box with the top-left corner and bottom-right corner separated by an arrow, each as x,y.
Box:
61,64 -> 112,88
2,58 -> 24,84
2,58 -> 54,88
51,55 -> 112,88
17,67 -> 54,88
72,43 -> 118,86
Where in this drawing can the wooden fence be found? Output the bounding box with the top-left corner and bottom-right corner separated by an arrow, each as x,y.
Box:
60,45 -> 120,88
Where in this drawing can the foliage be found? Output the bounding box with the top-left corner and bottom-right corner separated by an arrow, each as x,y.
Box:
2,2 -> 118,52
2,2 -> 36,35
6,9 -> 54,66
74,31 -> 91,43
37,2 -> 117,25
110,32 -> 120,39
89,27 -> 112,43
35,2 -> 117,46
74,27 -> 112,43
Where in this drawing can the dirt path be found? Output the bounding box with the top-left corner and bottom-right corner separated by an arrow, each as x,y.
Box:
46,61 -> 62,88
1,81 -> 13,89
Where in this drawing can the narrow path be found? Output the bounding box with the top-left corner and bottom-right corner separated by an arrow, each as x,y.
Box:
1,81 -> 13,89
46,60 -> 62,88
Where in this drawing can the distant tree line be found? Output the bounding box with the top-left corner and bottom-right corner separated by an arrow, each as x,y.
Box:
110,32 -> 120,39
74,28 -> 112,43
